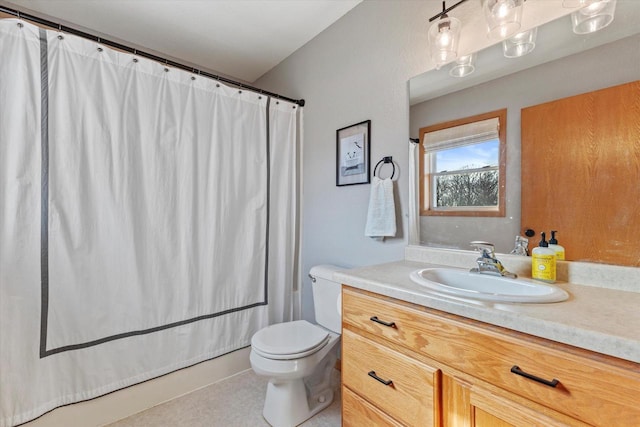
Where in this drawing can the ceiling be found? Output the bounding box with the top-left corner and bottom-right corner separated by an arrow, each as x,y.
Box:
0,0 -> 362,83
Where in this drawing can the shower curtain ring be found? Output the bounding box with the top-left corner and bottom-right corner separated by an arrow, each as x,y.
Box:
55,23 -> 64,39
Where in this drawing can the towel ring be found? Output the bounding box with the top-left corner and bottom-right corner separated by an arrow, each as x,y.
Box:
373,156 -> 395,179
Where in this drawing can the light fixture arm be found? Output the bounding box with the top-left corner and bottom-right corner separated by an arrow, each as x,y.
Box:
429,0 -> 469,22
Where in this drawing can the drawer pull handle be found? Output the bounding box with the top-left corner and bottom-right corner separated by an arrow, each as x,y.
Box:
368,370 -> 393,386
511,365 -> 559,388
370,316 -> 396,328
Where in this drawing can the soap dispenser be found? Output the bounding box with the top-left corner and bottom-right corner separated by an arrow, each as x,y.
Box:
548,230 -> 565,260
532,232 -> 556,283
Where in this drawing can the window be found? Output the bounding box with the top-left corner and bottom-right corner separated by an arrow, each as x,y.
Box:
419,109 -> 506,217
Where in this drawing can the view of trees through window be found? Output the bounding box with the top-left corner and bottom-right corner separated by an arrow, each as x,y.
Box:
435,168 -> 498,207
432,139 -> 499,208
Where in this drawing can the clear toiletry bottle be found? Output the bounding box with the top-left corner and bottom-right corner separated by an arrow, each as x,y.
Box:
532,232 -> 556,283
548,230 -> 565,260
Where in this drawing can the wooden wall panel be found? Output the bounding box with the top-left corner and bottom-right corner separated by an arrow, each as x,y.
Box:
521,80 -> 640,266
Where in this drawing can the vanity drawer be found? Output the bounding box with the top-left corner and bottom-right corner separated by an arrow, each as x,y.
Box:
342,286 -> 640,426
342,328 -> 440,427
342,386 -> 405,427
342,286 -> 440,351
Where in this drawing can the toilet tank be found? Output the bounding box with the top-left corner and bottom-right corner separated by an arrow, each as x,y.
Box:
309,264 -> 345,334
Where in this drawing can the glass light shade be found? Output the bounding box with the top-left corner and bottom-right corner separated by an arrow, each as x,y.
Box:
428,16 -> 462,67
449,53 -> 476,77
571,0 -> 616,34
483,0 -> 524,40
502,27 -> 537,58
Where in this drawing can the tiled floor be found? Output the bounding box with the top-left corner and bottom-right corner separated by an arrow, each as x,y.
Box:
107,370 -> 341,427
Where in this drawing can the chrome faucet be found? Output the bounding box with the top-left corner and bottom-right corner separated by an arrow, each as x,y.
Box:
470,241 -> 517,278
510,235 -> 529,256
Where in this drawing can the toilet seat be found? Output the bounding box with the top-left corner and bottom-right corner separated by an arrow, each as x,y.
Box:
251,320 -> 330,360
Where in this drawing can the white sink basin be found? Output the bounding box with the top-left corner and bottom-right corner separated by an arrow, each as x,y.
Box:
409,268 -> 569,303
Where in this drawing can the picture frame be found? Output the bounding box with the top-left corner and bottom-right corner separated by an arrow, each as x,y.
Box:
336,120 -> 371,186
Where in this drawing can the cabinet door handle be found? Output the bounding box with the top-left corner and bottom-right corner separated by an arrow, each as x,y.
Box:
510,365 -> 559,388
368,370 -> 393,386
370,316 -> 396,328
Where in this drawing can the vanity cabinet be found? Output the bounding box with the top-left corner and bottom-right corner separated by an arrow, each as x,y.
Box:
341,286 -> 640,426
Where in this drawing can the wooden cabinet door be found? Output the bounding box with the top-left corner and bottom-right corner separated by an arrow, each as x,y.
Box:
521,80 -> 640,266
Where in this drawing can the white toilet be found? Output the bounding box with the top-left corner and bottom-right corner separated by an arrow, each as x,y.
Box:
250,264 -> 344,427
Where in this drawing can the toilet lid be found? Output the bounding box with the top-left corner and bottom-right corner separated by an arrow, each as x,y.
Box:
251,320 -> 330,359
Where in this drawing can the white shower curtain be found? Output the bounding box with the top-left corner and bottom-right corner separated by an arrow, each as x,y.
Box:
0,19 -> 299,426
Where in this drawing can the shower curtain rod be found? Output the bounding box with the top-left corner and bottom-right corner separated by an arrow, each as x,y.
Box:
0,5 -> 306,107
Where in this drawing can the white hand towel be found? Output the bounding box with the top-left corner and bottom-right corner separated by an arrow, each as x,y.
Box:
365,176 -> 396,239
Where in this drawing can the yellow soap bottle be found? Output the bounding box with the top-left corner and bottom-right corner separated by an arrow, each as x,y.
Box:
548,230 -> 565,260
532,232 -> 556,283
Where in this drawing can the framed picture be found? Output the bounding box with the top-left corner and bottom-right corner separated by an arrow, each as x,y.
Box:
336,120 -> 371,186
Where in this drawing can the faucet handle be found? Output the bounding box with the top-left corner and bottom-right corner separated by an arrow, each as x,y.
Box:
470,241 -> 495,256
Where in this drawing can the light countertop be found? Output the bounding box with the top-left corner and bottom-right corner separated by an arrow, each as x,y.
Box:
335,260 -> 640,364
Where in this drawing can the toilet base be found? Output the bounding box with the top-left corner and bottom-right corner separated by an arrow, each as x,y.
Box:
260,345 -> 338,427
263,378 -> 334,427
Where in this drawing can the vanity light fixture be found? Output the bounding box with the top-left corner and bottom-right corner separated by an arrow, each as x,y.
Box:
563,0 -> 617,34
449,53 -> 476,77
502,27 -> 537,58
428,1 -> 466,69
483,0 -> 525,40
